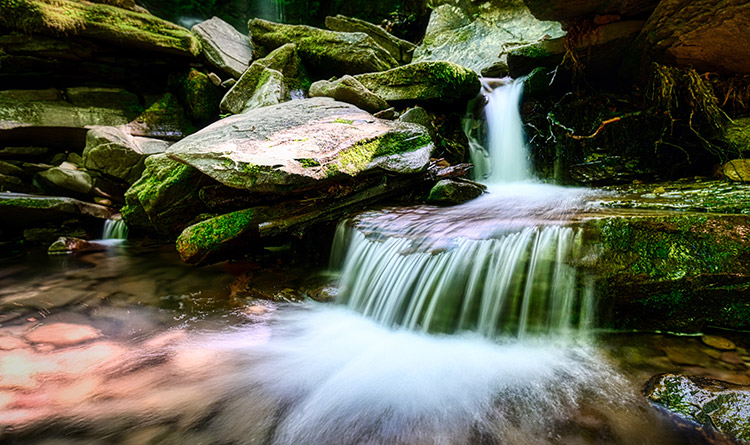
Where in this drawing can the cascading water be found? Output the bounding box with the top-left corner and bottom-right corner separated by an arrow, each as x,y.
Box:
103,217 -> 129,240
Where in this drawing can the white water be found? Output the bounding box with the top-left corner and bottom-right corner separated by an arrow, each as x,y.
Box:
103,218 -> 129,240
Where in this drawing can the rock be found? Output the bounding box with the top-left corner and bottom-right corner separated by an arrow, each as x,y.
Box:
219,43 -> 306,114
373,108 -> 397,120
64,87 -> 140,110
722,159 -> 750,182
36,167 -> 93,195
0,146 -> 48,159
636,0 -> 750,74
0,161 -> 24,177
701,335 -> 736,351
354,61 -> 480,106
83,126 -> 169,186
523,0 -> 658,22
24,323 -> 101,347
122,154 -> 213,237
0,193 -> 113,228
208,72 -> 222,86
325,14 -> 415,64
724,117 -> 750,154
426,179 -> 485,204
507,20 -> 645,77
125,93 -> 192,141
23,225 -> 86,243
413,2 -> 564,75
0,173 -> 25,192
570,155 -> 654,184
191,16 -> 254,79
48,237 -> 107,254
173,69 -> 221,123
248,18 -> 399,77
309,75 -> 389,113
168,97 -> 433,193
0,0 -> 200,57
644,373 -> 750,443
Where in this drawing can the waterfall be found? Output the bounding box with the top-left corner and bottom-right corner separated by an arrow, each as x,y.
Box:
103,218 -> 129,240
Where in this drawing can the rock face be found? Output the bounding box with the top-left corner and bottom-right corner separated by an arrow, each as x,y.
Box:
523,0 -> 659,21
248,18 -> 399,77
309,75 -> 389,113
644,373 -> 750,443
355,61 -> 480,105
191,16 -> 254,79
413,1 -> 564,75
325,14 -> 415,65
722,160 -> 750,182
637,0 -> 750,74
0,0 -> 200,57
83,126 -> 169,185
168,97 -> 433,193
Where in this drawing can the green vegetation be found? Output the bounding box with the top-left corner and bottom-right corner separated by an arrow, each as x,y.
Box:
328,131 -> 430,176
176,208 -> 258,263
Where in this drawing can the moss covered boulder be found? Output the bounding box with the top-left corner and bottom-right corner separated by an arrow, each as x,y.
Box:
309,75 -> 388,113
167,97 -> 433,194
0,193 -> 113,227
354,61 -> 480,106
248,18 -> 399,77
0,0 -> 200,57
644,373 -> 750,443
722,160 -> 750,183
325,14 -> 415,65
426,179 -> 485,205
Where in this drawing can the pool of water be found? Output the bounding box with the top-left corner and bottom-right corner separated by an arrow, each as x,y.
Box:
0,243 -> 746,444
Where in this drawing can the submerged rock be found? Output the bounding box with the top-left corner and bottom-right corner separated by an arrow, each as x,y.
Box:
192,16 -> 254,79
426,179 -> 485,205
354,61 -> 480,106
325,14 -> 415,65
48,237 -> 107,255
309,75 -> 389,113
644,373 -> 750,443
248,18 -> 399,77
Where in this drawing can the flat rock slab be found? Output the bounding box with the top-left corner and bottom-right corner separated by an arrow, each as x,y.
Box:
167,97 -> 433,193
192,16 -> 254,79
0,193 -> 114,227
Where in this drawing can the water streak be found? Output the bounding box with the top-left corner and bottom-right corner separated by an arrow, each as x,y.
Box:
103,218 -> 129,240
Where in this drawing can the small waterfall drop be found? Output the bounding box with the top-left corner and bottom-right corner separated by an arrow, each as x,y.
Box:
103,217 -> 129,240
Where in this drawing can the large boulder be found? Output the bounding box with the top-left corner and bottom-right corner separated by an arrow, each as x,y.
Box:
309,75 -> 389,113
413,1 -> 563,76
36,165 -> 93,196
354,61 -> 480,106
325,14 -> 415,65
168,97 -> 433,194
83,126 -> 169,185
0,0 -> 200,57
191,16 -> 254,79
523,0 -> 659,22
248,18 -> 399,77
636,0 -> 750,75
645,373 -> 750,443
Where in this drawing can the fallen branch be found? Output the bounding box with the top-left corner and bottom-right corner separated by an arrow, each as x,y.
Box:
567,112 -> 642,140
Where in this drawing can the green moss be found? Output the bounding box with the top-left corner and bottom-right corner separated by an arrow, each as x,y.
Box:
176,208 -> 258,263
173,68 -> 219,123
328,131 -> 431,175
333,118 -> 354,125
297,158 -> 321,168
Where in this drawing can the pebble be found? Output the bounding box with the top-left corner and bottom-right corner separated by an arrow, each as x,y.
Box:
25,323 -> 101,347
701,335 -> 736,351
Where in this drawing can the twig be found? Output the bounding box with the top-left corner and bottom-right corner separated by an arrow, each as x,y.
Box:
567,112 -> 642,140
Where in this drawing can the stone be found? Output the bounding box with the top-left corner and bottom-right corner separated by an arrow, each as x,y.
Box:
168,97 -> 433,194
248,18 -> 399,77
354,61 -> 480,105
125,93 -> 192,141
0,193 -> 113,228
325,14 -> 415,64
23,226 -> 86,243
523,0 -> 659,22
0,161 -> 24,177
36,167 -> 93,195
173,69 -> 221,123
644,373 -> 750,443
0,173 -> 25,192
0,146 -> 47,159
0,0 -> 200,57
24,323 -> 101,347
701,335 -> 736,351
48,237 -> 107,254
191,16 -> 254,79
219,43 -> 306,114
636,0 -> 750,75
426,179 -> 485,204
373,108 -> 397,120
309,75 -> 389,113
83,126 -> 168,186
413,1 -> 564,75
722,159 -> 750,182
724,117 -> 750,154
64,87 -> 140,110
399,107 -> 438,142
208,72 -> 222,86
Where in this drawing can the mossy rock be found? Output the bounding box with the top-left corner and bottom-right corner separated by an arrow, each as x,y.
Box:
126,93 -> 193,141
426,179 -> 485,205
0,0 -> 200,57
354,61 -> 480,106
173,68 -> 221,123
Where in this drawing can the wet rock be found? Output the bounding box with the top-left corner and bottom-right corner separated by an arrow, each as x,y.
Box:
524,0 -> 658,22
644,373 -> 750,443
192,16 -> 254,79
413,2 -> 563,75
636,0 -> 750,74
36,166 -> 93,196
722,159 -> 750,182
702,335 -> 736,351
309,75 -> 389,113
0,193 -> 113,228
426,179 -> 485,205
168,97 -> 433,193
48,237 -> 107,255
399,107 -> 438,142
354,61 -> 480,106
24,323 -> 101,347
325,14 -> 415,64
0,0 -> 200,57
248,18 -> 399,77
83,126 -> 169,186
219,43 -> 306,114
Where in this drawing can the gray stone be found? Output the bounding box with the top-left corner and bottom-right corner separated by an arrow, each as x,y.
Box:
37,166 -> 93,195
427,179 -> 485,204
413,1 -> 563,75
325,14 -> 415,64
125,93 -> 192,141
354,61 -> 480,105
399,107 -> 438,142
83,126 -> 168,185
168,97 -> 433,193
248,18 -> 399,77
192,16 -> 254,79
0,193 -> 113,228
309,75 -> 389,113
